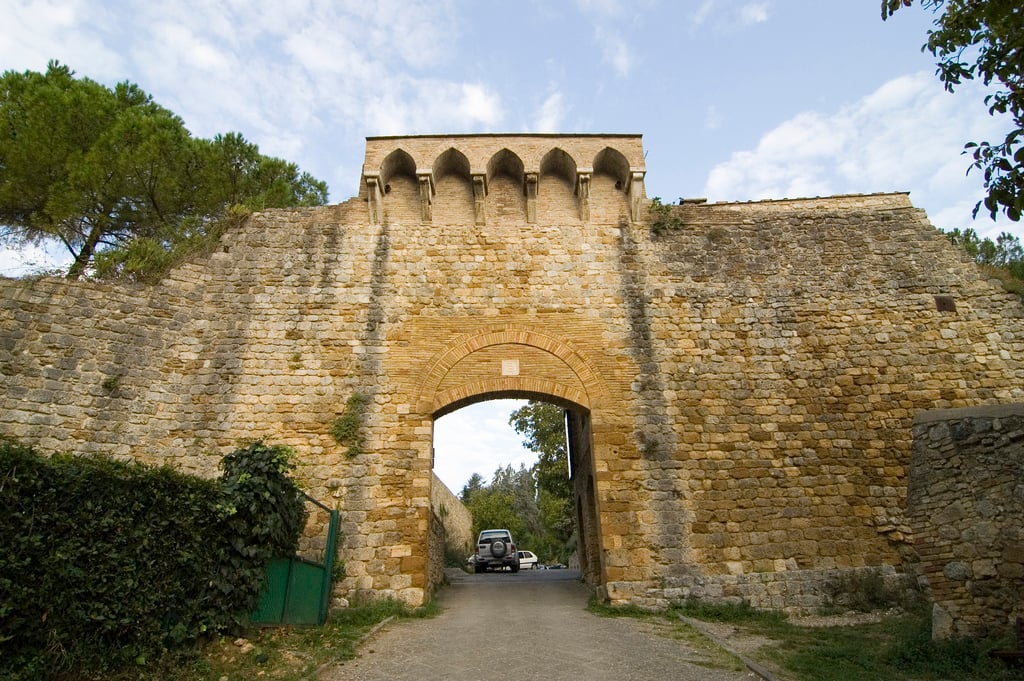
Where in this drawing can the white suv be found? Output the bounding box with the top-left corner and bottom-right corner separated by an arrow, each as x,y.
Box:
474,529 -> 520,573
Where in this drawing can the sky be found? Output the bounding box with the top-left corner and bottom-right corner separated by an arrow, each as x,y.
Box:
2,0 -> 1022,492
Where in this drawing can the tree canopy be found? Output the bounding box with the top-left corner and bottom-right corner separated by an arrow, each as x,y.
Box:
508,401 -> 572,501
883,1 -> 1024,221
943,226 -> 1024,278
0,61 -> 328,279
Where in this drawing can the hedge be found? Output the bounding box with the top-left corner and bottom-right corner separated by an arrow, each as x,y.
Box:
0,439 -> 307,679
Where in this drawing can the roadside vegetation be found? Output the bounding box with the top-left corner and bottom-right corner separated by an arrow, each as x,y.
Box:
588,599 -> 748,675
593,598 -> 1021,681
0,439 -> 307,680
90,599 -> 439,681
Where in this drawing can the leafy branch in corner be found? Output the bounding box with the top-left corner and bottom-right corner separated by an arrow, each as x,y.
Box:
883,1 -> 1024,222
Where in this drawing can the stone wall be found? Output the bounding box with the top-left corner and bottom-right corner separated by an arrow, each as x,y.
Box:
2,134 -> 1023,610
908,404 -> 1024,639
600,195 -> 1024,608
430,473 -> 474,556
427,508 -> 447,595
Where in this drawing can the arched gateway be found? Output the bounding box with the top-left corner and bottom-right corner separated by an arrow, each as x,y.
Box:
1,134 -> 1022,610
417,325 -> 609,589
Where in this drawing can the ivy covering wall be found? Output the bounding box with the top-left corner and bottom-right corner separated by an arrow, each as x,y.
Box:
0,439 -> 307,679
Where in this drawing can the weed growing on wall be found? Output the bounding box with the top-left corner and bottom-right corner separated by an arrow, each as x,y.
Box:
331,392 -> 367,458
648,197 -> 684,236
100,373 -> 121,394
0,438 -> 306,680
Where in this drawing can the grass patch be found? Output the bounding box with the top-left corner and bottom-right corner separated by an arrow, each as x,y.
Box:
672,597 -> 789,630
75,599 -> 440,681
674,599 -> 1018,681
587,597 -> 746,673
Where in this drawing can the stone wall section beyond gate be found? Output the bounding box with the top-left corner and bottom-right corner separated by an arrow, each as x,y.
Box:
1,133 -> 1023,610
908,404 -> 1024,639
430,472 -> 473,556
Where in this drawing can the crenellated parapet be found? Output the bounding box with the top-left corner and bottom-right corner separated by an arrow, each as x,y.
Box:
359,133 -> 646,225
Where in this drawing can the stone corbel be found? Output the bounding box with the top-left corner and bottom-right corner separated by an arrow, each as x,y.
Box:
576,170 -> 592,223
472,173 -> 487,225
628,170 -> 647,223
417,171 -> 434,222
364,172 -> 383,225
525,172 -> 538,224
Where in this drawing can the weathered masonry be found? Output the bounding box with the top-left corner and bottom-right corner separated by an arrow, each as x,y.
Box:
908,404 -> 1024,638
1,133 -> 1022,611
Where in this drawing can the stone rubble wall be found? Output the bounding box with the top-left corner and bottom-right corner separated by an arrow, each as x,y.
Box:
430,473 -> 474,556
427,507 -> 447,596
908,404 -> 1024,639
600,198 -> 1024,609
2,134 -> 1023,610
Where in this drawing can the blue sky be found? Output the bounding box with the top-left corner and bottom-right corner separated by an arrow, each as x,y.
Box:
2,0 -> 1021,492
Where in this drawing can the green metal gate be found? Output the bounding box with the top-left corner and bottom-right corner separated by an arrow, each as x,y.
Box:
252,493 -> 339,626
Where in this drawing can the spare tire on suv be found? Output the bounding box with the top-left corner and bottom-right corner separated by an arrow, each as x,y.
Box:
474,529 -> 520,573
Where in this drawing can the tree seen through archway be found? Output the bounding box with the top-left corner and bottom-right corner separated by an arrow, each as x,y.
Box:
457,401 -> 575,565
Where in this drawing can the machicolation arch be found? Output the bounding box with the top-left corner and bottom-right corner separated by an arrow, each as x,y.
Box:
2,133 -> 1023,632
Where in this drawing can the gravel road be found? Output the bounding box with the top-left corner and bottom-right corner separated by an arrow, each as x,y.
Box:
321,568 -> 761,681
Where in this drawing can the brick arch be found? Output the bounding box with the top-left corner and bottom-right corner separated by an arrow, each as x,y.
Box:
380,148 -> 417,186
538,148 -> 579,224
593,146 -> 630,188
432,147 -> 471,181
540,147 -> 577,185
432,384 -> 589,419
431,147 -> 474,224
415,326 -> 605,415
487,148 -> 525,184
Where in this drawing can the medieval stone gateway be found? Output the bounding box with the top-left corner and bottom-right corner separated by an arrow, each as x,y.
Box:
1,134 -> 1022,614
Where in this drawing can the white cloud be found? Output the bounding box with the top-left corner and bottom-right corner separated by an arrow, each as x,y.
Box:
432,400 -> 535,494
536,91 -> 566,132
0,0 -> 121,76
0,0 -> 503,205
739,2 -> 769,25
691,0 -> 769,31
458,83 -> 504,127
575,0 -> 624,17
693,0 -> 718,26
594,26 -> 633,77
364,80 -> 503,136
149,21 -> 230,73
703,71 -> 1020,236
0,242 -> 73,278
704,104 -> 723,131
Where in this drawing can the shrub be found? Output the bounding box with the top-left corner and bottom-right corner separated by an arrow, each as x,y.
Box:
0,439 -> 306,679
647,197 -> 684,236
330,392 -> 367,457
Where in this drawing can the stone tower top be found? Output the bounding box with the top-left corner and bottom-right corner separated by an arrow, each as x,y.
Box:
359,133 -> 647,224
